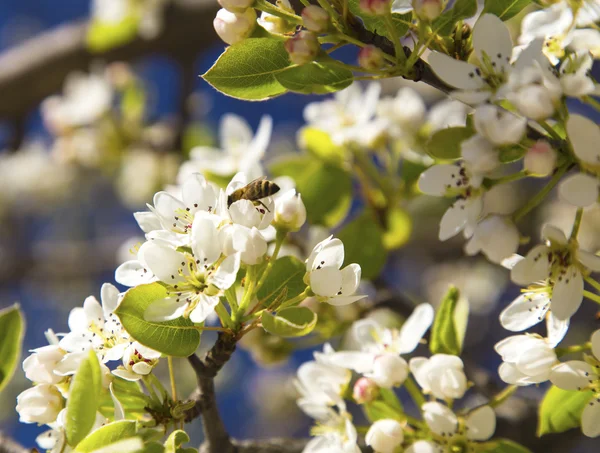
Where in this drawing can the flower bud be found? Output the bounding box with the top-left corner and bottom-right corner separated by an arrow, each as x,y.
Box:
369,354 -> 408,388
359,0 -> 391,15
23,345 -> 66,385
413,0 -> 443,21
218,0 -> 254,13
410,354 -> 467,400
274,189 -> 306,231
524,140 -> 557,177
302,6 -> 329,32
285,31 -> 320,65
353,377 -> 380,404
213,8 -> 256,45
366,419 -> 404,453
16,385 -> 64,424
358,45 -> 386,71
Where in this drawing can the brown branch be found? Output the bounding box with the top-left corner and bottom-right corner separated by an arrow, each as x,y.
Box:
0,0 -> 219,121
0,432 -> 28,453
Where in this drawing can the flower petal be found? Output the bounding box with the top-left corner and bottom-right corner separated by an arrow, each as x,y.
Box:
220,114 -> 253,152
340,264 -> 361,296
313,238 -> 344,270
559,173 -> 599,208
101,283 -> 120,315
396,303 -> 434,354
551,266 -> 583,320
498,362 -> 528,385
191,213 -> 221,265
500,292 -> 549,331
153,192 -> 185,225
311,267 -> 343,298
473,14 -> 513,74
465,405 -> 496,441
133,211 -> 162,233
428,52 -> 486,91
417,164 -> 460,196
542,224 -> 568,245
439,197 -> 482,241
115,260 -> 154,287
139,241 -> 187,283
592,329 -> 600,361
567,114 -> 600,164
546,312 -> 569,348
422,402 -> 458,436
577,249 -> 600,272
317,350 -> 375,374
550,361 -> 597,391
181,173 -> 216,213
515,343 -> 556,378
189,295 -> 220,323
211,253 -> 241,289
582,398 -> 600,437
144,298 -> 187,322
405,440 -> 443,453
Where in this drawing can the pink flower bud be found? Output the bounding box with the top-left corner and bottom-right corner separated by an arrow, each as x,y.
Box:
353,377 -> 380,403
284,31 -> 320,65
524,140 -> 557,177
413,0 -> 443,21
213,8 -> 256,45
358,45 -> 385,71
302,6 -> 329,33
359,0 -> 391,16
218,0 -> 254,13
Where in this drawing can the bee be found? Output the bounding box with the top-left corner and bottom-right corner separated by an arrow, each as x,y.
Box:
227,177 -> 280,212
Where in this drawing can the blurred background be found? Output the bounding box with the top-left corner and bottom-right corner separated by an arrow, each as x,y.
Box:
0,1 -> 598,452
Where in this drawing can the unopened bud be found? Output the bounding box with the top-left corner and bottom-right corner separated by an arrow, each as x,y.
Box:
524,140 -> 557,177
369,354 -> 408,388
413,0 -> 443,21
218,0 -> 254,13
359,0 -> 391,16
353,377 -> 379,404
213,8 -> 256,45
285,31 -> 320,65
302,6 -> 329,33
366,419 -> 405,453
358,45 -> 386,71
274,189 -> 307,231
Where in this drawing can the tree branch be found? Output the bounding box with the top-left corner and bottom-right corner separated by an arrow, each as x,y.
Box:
0,0 -> 219,121
0,432 -> 28,453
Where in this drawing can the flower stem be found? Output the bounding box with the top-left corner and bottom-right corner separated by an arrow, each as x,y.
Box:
555,342 -> 591,357
583,96 -> 600,113
167,356 -> 178,401
255,230 -> 286,294
488,385 -> 517,408
570,208 -> 584,240
585,276 -> 600,293
537,120 -> 563,142
483,169 -> 529,189
512,164 -> 569,222
254,0 -> 303,24
403,376 -> 426,410
384,13 -> 405,64
276,287 -> 312,310
583,289 -> 600,305
215,300 -> 234,329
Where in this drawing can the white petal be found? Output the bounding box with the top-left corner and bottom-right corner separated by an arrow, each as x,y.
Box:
101,283 -> 120,315
515,343 -> 556,378
450,90 -> 492,105
473,14 -> 513,74
428,52 -> 486,91
311,267 -> 343,297
138,241 -> 186,283
577,249 -> 600,272
191,214 -> 221,265
67,307 -> 87,333
326,295 -> 366,306
144,298 -> 187,322
501,254 -> 524,270
181,173 -> 216,213
226,172 -> 248,195
84,296 -> 104,325
418,164 -> 460,196
559,173 -> 599,208
115,260 -> 154,287
391,0 -> 413,14
396,303 -> 434,354
220,114 -> 253,152
405,440 -> 443,453
244,115 -> 272,166
112,369 -> 142,381
498,362 -> 528,385
350,319 -> 382,349
582,398 -> 600,437
550,361 -> 596,391
153,192 -> 185,224
229,199 -> 262,228
211,253 -> 240,290
542,224 -> 568,245
317,351 -> 375,373
439,197 -> 482,241
546,312 -> 569,347
567,114 -> 600,164
133,211 -> 162,233
500,292 -> 549,331
422,402 -> 458,436
339,264 -> 361,296
495,335 -> 536,361
592,329 -> 600,361
313,238 -> 344,270
551,266 -> 583,320
409,357 -> 431,392
189,294 -> 220,323
465,406 -> 496,441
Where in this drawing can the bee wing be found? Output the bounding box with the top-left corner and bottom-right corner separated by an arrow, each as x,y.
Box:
247,176 -> 267,185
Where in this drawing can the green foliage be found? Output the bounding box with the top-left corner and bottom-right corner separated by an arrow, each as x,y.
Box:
87,16 -> 139,53
432,0 -> 478,35
299,127 -> 346,166
99,378 -> 148,420
348,0 -> 412,40
538,386 -> 593,436
364,389 -> 403,422
0,304 -> 24,393
164,430 -> 192,453
337,211 -> 387,280
115,283 -> 201,357
257,256 -> 306,308
66,351 -> 103,446
499,145 -> 527,163
482,0 -> 531,21
75,421 -> 137,452
426,126 -> 474,160
429,286 -> 466,356
261,307 -> 318,337
487,439 -> 534,453
271,155 -> 352,227
202,38 -> 353,100
382,207 -> 412,250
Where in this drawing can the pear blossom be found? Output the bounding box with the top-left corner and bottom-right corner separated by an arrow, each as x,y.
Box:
214,8 -> 256,45
258,0 -> 296,35
352,377 -> 379,404
556,51 -> 598,97
550,329 -> 600,437
304,413 -> 360,453
464,215 -> 520,264
409,354 -> 468,400
358,45 -> 386,71
285,31 -> 320,65
509,224 -> 600,320
460,135 -> 501,175
112,342 -> 162,381
218,0 -> 253,13
366,419 -> 404,453
418,163 -> 484,241
524,140 -> 557,177
178,115 -> 271,184
16,384 -> 64,424
495,313 -> 568,385
559,114 -> 600,208
302,6 -> 329,33
23,344 -> 67,386
359,0 -> 391,16
274,188 -> 307,231
305,236 -> 365,306
141,213 -> 241,323
472,104 -> 527,147
429,14 -> 545,104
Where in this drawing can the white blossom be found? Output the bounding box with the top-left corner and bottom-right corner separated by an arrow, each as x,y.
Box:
409,354 -> 468,400
213,8 -> 256,45
112,342 -> 161,381
464,215 -> 520,264
473,104 -> 527,146
258,0 -> 296,35
365,419 -> 404,453
274,189 -> 307,231
16,384 -> 64,425
524,140 -> 557,177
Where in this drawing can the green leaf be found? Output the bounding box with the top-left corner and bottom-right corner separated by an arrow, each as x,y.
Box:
270,156 -> 352,227
299,127 -> 346,166
337,211 -> 387,280
482,0 -> 531,21
382,207 -> 412,250
75,421 -> 137,453
202,39 -> 353,101
499,145 -> 526,163
379,388 -> 403,413
115,283 -> 201,357
257,256 -> 306,308
99,378 -> 148,420
139,442 -> 165,453
164,430 -> 190,453
487,439 -> 533,453
66,350 -> 103,446
426,126 -> 474,160
348,0 -> 412,41
432,0 -> 478,35
538,386 -> 593,436
0,304 -> 24,393
87,16 -> 139,53
364,400 -> 403,422
262,307 -> 317,337
429,286 -> 465,356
